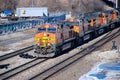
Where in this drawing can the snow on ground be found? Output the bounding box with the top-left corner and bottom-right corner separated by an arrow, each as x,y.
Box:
79,50 -> 120,80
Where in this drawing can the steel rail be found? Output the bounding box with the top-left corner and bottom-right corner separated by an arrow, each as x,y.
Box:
0,45 -> 34,61
0,58 -> 48,80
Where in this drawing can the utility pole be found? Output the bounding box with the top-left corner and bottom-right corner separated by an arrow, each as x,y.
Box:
116,0 -> 118,8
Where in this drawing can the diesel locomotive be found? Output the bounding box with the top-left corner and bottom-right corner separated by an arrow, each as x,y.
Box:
34,9 -> 120,57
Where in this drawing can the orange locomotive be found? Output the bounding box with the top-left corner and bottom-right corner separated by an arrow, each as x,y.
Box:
34,9 -> 120,57
34,24 -> 61,57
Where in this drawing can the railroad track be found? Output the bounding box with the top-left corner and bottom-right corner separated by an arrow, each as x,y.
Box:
0,45 -> 34,61
29,28 -> 120,80
0,28 -> 119,80
0,58 -> 48,80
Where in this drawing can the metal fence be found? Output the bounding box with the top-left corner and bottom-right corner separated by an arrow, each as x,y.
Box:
0,19 -> 44,34
0,13 -> 66,35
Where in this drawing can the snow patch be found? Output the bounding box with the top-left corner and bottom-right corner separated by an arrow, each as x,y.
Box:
79,61 -> 120,80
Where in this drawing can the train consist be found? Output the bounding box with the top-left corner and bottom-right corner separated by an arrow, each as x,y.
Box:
34,9 -> 120,57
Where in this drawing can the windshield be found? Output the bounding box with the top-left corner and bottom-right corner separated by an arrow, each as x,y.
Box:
38,28 -> 56,33
38,28 -> 46,32
48,28 -> 56,33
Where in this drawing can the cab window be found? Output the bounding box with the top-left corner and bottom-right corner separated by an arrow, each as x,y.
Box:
48,28 -> 56,33
38,28 -> 46,32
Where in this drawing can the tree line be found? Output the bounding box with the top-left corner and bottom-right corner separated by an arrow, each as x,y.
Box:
0,0 -> 105,14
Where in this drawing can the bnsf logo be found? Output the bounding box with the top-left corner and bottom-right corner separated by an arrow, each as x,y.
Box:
22,10 -> 26,14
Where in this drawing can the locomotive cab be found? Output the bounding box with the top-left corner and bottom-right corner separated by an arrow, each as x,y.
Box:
61,19 -> 81,38
60,19 -> 84,48
34,24 -> 61,57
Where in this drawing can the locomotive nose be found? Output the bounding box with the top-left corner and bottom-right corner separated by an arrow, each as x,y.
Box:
41,33 -> 50,47
34,31 -> 56,56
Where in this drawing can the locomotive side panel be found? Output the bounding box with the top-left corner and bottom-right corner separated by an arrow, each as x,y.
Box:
62,27 -> 71,40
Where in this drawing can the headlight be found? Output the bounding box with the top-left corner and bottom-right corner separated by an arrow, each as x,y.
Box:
44,33 -> 47,36
47,43 -> 51,46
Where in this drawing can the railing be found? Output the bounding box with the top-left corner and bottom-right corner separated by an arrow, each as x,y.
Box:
0,19 -> 44,35
0,13 -> 66,35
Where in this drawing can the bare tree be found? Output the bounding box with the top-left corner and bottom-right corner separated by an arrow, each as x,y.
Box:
0,0 -> 18,12
1,0 -> 105,14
